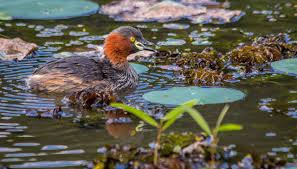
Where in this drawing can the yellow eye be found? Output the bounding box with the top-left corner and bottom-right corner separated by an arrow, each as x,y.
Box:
130,36 -> 135,43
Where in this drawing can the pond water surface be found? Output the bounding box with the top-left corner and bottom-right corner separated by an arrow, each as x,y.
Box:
1,0 -> 297,168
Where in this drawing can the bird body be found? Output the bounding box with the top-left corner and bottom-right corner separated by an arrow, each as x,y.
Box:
27,26 -> 154,102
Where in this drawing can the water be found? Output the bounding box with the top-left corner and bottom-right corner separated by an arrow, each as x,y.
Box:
0,0 -> 297,168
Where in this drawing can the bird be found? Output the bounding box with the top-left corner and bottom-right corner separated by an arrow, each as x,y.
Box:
27,26 -> 155,107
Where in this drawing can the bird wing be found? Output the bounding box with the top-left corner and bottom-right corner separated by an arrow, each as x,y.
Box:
33,56 -> 107,82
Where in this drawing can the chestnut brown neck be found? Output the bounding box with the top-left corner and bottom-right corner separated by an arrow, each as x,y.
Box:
104,33 -> 132,66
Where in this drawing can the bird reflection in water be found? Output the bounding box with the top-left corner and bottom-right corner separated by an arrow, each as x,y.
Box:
104,110 -> 138,139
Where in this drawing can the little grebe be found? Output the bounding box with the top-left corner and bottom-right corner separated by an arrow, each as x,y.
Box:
27,26 -> 155,95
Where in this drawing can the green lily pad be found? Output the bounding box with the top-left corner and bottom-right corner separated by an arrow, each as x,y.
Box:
271,58 -> 297,76
143,87 -> 245,105
0,12 -> 12,20
0,0 -> 99,20
130,63 -> 149,74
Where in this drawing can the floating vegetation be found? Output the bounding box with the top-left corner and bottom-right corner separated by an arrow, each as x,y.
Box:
176,48 -> 224,70
155,48 -> 228,85
0,12 -> 11,20
229,45 -> 282,65
271,58 -> 297,76
184,68 -> 231,86
228,33 -> 297,73
0,0 -> 99,20
130,63 -> 149,74
143,87 -> 245,105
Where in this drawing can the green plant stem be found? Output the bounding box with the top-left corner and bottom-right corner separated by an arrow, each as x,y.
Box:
154,124 -> 162,166
209,136 -> 218,169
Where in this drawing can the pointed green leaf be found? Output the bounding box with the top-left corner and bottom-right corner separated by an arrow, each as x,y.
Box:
218,123 -> 243,132
186,107 -> 212,136
163,99 -> 198,120
111,103 -> 158,127
162,100 -> 198,131
215,104 -> 230,132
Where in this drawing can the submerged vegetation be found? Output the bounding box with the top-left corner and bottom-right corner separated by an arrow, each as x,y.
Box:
154,33 -> 297,86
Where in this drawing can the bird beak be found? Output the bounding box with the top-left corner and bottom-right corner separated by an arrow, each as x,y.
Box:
135,39 -> 157,52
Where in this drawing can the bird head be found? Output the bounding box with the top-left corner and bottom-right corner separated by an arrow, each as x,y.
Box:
104,26 -> 155,65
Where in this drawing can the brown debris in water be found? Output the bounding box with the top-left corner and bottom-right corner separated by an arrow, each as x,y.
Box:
0,37 -> 37,61
184,68 -> 231,86
156,48 -> 230,86
101,0 -> 244,24
176,48 -> 224,70
155,34 -> 297,85
229,33 -> 297,71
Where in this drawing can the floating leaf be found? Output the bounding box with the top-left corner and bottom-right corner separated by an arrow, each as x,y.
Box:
0,12 -> 12,20
130,63 -> 149,74
143,87 -> 245,105
271,58 -> 297,76
111,103 -> 158,128
0,0 -> 99,20
218,123 -> 243,132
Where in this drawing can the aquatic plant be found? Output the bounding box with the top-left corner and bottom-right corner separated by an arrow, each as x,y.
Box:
0,12 -> 11,20
228,33 -> 297,73
130,63 -> 149,74
143,86 -> 245,105
111,100 -> 197,165
229,45 -> 282,65
176,48 -> 224,70
184,68 -> 231,86
271,58 -> 297,76
184,104 -> 242,168
155,48 -> 230,85
0,0 -> 99,20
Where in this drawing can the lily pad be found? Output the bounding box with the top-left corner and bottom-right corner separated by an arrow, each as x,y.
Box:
271,58 -> 297,76
0,12 -> 12,20
0,0 -> 99,20
143,87 -> 245,105
130,63 -> 149,74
